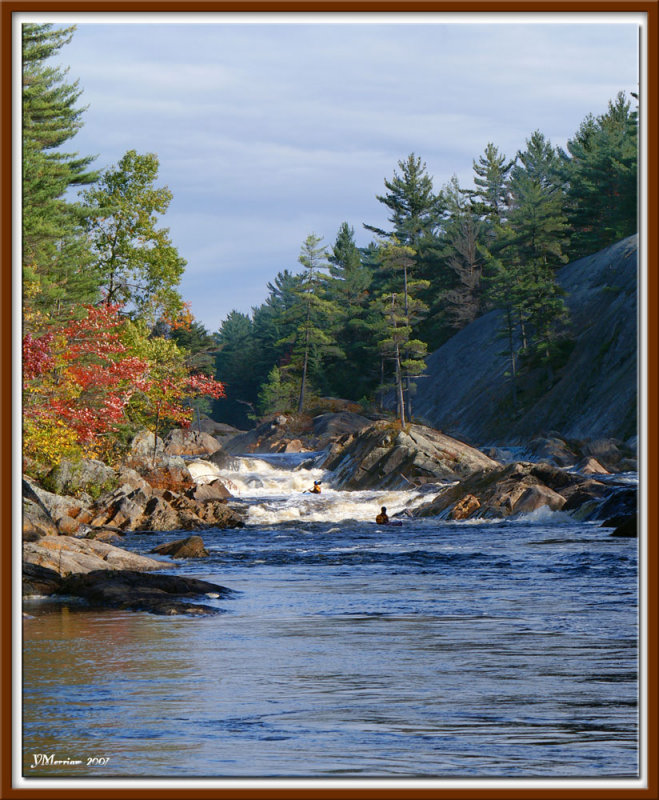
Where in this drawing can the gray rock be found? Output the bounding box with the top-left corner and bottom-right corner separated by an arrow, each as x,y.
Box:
163,428 -> 221,456
408,236 -> 638,444
22,535 -> 163,579
44,458 -> 117,497
322,421 -> 499,490
414,461 -> 609,520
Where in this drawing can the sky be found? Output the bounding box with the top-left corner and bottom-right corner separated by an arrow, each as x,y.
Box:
30,14 -> 640,333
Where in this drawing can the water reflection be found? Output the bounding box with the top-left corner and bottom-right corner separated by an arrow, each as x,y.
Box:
23,517 -> 638,779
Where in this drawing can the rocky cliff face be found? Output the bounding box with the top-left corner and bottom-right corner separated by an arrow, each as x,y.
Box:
410,236 -> 638,445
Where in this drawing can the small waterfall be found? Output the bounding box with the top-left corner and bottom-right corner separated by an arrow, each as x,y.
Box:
189,452 -> 430,526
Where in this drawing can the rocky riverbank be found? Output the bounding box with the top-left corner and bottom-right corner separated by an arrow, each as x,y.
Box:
22,415 -> 638,615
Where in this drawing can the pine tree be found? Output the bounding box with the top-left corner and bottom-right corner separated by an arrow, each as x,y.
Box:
374,239 -> 429,421
471,142 -> 513,224
282,234 -> 343,412
214,311 -> 261,426
323,223 -> 375,399
22,23 -> 98,316
364,153 -> 440,246
561,92 -> 638,259
482,131 -> 570,382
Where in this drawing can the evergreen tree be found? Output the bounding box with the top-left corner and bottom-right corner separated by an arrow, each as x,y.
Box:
470,142 -> 513,227
376,291 -> 428,427
281,234 -> 343,412
561,91 -> 638,259
482,131 -> 570,382
22,23 -> 98,316
251,270 -> 304,390
364,153 -> 440,246
323,223 -> 375,399
83,150 -> 186,326
374,239 -> 429,421
214,311 -> 260,427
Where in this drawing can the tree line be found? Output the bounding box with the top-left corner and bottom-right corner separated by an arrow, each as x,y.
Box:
22,24 -> 223,476
22,23 -> 638,462
215,95 -> 637,428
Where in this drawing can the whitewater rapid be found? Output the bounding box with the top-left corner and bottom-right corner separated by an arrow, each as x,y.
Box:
187,452 -> 432,526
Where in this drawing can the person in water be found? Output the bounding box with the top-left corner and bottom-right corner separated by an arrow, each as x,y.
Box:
375,506 -> 389,524
309,480 -> 322,494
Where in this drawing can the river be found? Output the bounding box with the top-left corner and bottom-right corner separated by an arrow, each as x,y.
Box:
22,453 -> 639,781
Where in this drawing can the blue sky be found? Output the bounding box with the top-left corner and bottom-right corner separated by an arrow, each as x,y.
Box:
39,15 -> 640,333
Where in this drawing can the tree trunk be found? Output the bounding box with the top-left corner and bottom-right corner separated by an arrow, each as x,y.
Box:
395,343 -> 406,427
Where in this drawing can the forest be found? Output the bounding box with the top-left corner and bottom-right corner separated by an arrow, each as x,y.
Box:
23,23 -> 639,478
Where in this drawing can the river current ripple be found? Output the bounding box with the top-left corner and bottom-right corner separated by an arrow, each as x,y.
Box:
22,454 -> 638,780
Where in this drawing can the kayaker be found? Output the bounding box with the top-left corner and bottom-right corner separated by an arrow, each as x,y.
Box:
375,506 -> 389,524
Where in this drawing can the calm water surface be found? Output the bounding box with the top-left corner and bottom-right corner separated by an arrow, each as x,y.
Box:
22,456 -> 638,779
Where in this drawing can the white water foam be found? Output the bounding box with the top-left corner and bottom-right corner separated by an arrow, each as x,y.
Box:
207,454 -> 429,525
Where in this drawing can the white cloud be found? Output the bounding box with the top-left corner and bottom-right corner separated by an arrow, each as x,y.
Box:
53,19 -> 640,330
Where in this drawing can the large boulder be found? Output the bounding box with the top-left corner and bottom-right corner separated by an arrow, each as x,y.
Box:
150,535 -> 209,558
185,479 -> 231,503
163,429 -> 221,456
22,480 -> 59,539
320,421 -> 499,490
414,461 -> 612,520
89,487 -> 152,530
139,463 -> 195,492
22,535 -> 164,579
136,495 -> 183,532
43,458 -> 117,498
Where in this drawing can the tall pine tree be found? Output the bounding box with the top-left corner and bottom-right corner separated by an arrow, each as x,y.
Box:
22,23 -> 98,318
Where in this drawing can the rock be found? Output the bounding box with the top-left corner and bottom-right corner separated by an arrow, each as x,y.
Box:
608,514 -> 637,538
321,421 -> 499,490
23,562 -> 62,596
23,535 -> 163,580
22,480 -> 59,538
205,448 -> 239,470
185,479 -> 231,503
512,484 -> 566,514
115,466 -> 152,492
58,570 -> 234,616
576,438 -> 633,472
198,418 -> 245,440
408,236 -> 638,444
163,428 -> 221,456
139,463 -> 195,492
575,456 -> 610,474
129,430 -> 165,459
88,529 -> 125,544
191,500 -> 244,528
526,436 -> 580,468
284,438 -> 305,453
150,535 -> 209,558
24,478 -> 95,536
450,494 -> 481,520
414,461 -> 606,520
590,486 -> 637,522
136,495 -> 182,532
312,412 -> 373,445
43,458 -> 118,498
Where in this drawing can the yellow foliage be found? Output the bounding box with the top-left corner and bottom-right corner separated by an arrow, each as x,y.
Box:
23,416 -> 82,470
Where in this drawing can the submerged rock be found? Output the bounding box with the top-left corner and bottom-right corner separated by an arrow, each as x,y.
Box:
58,570 -> 234,616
